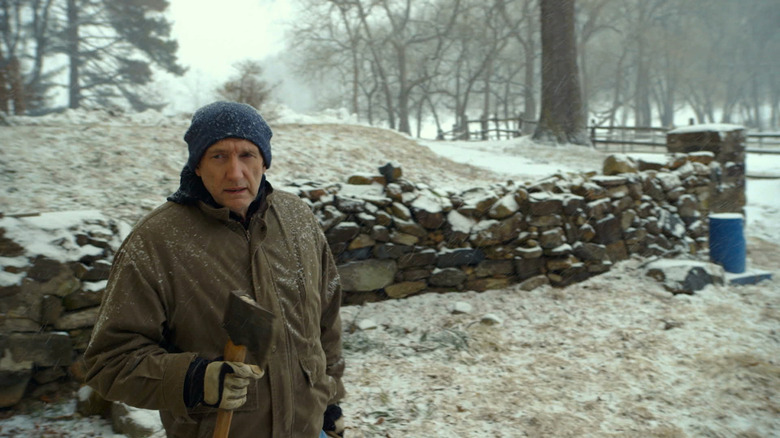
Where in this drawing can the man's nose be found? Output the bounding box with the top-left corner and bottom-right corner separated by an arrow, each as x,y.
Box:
225,156 -> 243,180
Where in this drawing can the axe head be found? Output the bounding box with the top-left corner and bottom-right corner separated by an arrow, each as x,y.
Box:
223,290 -> 276,365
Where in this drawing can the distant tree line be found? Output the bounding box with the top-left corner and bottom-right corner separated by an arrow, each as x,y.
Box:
288,0 -> 780,136
0,0 -> 184,114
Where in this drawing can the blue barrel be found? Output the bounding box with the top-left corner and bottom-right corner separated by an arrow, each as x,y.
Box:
709,213 -> 746,273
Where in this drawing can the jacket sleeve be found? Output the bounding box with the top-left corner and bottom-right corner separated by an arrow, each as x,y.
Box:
83,238 -> 196,419
318,232 -> 346,405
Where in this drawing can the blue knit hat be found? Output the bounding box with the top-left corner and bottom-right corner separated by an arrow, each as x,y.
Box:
184,101 -> 273,170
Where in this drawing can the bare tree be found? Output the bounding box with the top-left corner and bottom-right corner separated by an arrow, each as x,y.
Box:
533,0 -> 589,145
216,60 -> 275,110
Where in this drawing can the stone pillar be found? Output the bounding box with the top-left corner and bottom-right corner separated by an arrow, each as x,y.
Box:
666,124 -> 746,214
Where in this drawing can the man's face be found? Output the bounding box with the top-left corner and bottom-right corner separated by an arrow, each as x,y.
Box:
195,138 -> 266,219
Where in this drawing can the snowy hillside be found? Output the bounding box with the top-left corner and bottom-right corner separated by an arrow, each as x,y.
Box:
0,108 -> 778,437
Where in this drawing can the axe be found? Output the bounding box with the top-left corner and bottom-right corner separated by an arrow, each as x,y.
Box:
213,290 -> 275,438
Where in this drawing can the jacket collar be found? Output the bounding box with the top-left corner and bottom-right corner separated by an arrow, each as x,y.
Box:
168,165 -> 273,225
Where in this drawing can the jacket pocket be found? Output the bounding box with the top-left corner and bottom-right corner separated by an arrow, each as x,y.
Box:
300,354 -> 337,405
299,356 -> 322,387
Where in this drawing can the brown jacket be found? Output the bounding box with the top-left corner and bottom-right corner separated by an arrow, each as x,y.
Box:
84,188 -> 345,438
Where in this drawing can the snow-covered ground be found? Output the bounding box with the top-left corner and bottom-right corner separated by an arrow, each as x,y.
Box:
0,107 -> 778,437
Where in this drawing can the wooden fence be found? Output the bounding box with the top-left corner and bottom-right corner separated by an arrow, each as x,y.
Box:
437,116 -> 535,141
436,119 -> 780,157
590,125 -> 780,155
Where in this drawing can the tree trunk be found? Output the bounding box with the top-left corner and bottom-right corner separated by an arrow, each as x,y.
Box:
522,0 -> 536,129
533,0 -> 589,145
0,44 -> 8,113
634,42 -> 652,127
396,45 -> 411,135
8,57 -> 25,114
67,0 -> 80,109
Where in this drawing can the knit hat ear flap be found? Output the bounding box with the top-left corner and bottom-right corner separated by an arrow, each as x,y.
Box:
184,101 -> 273,171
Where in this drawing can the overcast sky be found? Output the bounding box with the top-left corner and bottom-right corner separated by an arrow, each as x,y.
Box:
163,0 -> 297,112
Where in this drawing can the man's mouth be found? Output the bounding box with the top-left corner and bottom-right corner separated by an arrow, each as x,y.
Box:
225,188 -> 247,194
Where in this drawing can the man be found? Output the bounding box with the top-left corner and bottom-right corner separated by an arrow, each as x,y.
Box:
84,101 -> 346,438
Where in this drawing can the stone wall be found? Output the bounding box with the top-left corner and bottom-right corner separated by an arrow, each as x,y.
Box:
298,153 -> 716,304
0,152 -> 721,409
0,211 -> 125,408
667,124 -> 746,214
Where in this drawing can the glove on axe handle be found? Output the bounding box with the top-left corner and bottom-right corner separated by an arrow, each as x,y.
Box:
212,339 -> 246,438
213,290 -> 275,438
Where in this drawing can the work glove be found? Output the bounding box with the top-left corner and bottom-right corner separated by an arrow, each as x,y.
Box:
203,361 -> 264,410
323,404 -> 345,438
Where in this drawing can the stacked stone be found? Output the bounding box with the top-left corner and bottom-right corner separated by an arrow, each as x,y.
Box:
0,212 -> 124,408
667,124 -> 746,214
286,154 -> 717,304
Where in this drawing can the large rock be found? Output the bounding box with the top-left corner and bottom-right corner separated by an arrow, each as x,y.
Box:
518,275 -> 550,291
373,243 -> 411,259
391,202 -> 412,221
74,260 -> 112,281
539,228 -> 566,249
316,205 -> 347,232
488,194 -> 520,219
411,191 -> 450,230
384,281 -> 426,299
603,154 -> 638,175
528,193 -> 563,216
436,248 -> 485,268
394,218 -> 428,238
446,210 -> 476,243
429,268 -> 467,288
20,268 -> 81,299
397,248 -> 437,268
54,307 -> 100,330
514,257 -> 544,280
378,162 -> 403,183
464,277 -> 511,292
348,234 -> 376,251
645,259 -> 725,294
27,256 -> 66,282
593,214 -> 621,245
457,188 -> 499,217
338,260 -> 397,292
474,260 -> 514,277
470,214 -> 524,247
572,242 -> 608,262
0,346 -> 33,408
326,222 -> 361,244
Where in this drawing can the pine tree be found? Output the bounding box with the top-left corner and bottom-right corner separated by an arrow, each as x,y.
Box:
62,0 -> 185,111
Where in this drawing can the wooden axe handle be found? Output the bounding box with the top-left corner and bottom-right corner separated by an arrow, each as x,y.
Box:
212,339 -> 247,438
